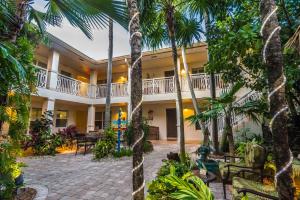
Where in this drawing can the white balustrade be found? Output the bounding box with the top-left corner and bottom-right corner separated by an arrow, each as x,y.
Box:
143,77 -> 175,95
35,66 -> 47,88
206,91 -> 261,134
56,74 -> 90,97
96,82 -> 128,98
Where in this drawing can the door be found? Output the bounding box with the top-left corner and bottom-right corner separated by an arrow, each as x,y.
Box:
166,108 -> 177,139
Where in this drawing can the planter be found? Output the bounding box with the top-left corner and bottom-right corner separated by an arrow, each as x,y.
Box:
15,173 -> 24,187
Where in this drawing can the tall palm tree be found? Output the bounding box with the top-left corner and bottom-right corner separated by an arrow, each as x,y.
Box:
104,18 -> 113,129
141,0 -> 187,160
186,0 -> 221,153
260,0 -> 295,198
127,0 -> 144,199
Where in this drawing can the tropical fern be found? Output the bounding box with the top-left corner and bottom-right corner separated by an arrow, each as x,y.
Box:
164,166 -> 214,200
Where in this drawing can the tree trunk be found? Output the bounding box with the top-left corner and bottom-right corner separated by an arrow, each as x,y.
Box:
225,112 -> 235,162
10,0 -> 28,43
260,1 -> 295,198
166,5 -> 185,161
104,18 -> 113,129
210,72 -> 219,153
181,47 -> 210,146
127,1 -> 144,199
204,14 -> 219,153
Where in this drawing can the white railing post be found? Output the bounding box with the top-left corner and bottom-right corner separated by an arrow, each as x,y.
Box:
35,66 -> 48,88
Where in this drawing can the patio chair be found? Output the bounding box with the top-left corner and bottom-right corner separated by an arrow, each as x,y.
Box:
219,143 -> 267,199
232,170 -> 278,200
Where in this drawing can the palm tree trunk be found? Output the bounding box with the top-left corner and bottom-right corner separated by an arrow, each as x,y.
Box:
209,73 -> 219,153
166,5 -> 185,161
225,113 -> 235,162
204,14 -> 219,153
127,0 -> 144,199
104,18 -> 113,129
181,47 -> 210,146
260,0 -> 295,198
10,0 -> 28,43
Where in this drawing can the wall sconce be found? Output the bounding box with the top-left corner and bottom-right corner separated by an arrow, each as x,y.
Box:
148,110 -> 154,120
181,69 -> 186,75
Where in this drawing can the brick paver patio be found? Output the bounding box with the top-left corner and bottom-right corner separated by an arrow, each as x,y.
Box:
20,143 -> 231,200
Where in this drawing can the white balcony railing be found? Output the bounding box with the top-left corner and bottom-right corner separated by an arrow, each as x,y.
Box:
56,74 -> 91,97
35,66 -> 47,88
143,77 -> 175,95
96,82 -> 128,98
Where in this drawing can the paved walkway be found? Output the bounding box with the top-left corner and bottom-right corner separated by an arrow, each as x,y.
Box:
20,144 -> 231,200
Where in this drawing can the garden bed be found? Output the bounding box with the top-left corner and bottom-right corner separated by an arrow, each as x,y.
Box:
14,188 -> 36,200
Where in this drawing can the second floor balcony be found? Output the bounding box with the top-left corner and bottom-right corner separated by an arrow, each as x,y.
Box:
35,66 -> 227,102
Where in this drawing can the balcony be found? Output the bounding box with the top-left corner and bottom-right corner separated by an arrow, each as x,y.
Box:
35,67 -> 227,102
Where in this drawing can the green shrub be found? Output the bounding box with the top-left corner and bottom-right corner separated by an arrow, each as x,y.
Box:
124,120 -> 154,153
112,148 -> 133,158
147,160 -> 191,199
24,111 -> 62,155
0,142 -> 24,200
93,128 -> 116,160
143,141 -> 154,153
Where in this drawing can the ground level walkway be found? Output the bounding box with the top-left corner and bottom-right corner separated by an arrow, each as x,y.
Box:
20,143 -> 232,200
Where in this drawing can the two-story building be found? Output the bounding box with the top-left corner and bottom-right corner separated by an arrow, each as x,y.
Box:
30,34 -> 252,143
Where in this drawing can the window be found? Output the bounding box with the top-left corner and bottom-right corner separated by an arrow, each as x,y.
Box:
36,61 -> 47,69
56,110 -> 68,127
192,67 -> 204,74
95,112 -> 105,130
30,108 -> 42,123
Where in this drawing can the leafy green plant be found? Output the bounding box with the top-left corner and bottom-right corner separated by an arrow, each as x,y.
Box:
24,111 -> 62,156
93,128 -> 116,160
164,167 -> 214,200
0,142 -> 25,200
147,160 -> 192,200
112,148 -> 133,158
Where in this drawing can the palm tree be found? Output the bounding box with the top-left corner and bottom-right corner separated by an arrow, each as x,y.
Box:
104,18 -> 113,129
1,0 -> 128,43
188,83 -> 266,159
0,0 -> 128,131
127,0 -> 144,199
186,0 -> 221,153
260,0 -> 295,198
141,0 -> 188,160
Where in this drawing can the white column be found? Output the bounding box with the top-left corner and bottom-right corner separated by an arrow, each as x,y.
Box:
42,98 -> 55,132
89,70 -> 97,98
42,98 -> 55,113
47,50 -> 60,90
177,57 -> 182,87
127,65 -> 132,121
87,105 -> 95,132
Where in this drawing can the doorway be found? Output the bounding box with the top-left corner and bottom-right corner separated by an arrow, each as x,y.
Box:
166,108 -> 177,139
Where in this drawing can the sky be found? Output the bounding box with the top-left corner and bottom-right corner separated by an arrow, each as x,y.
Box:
33,1 -> 131,60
